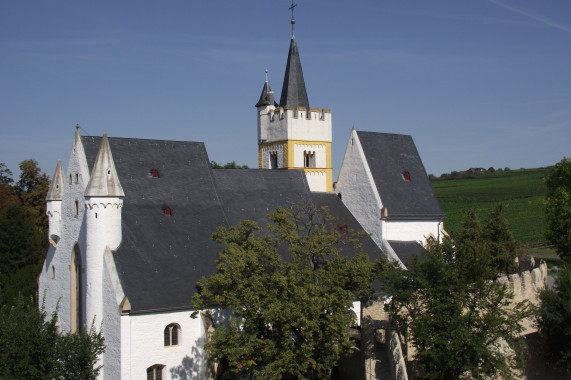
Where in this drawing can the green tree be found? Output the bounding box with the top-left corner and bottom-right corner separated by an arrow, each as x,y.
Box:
16,159 -> 50,231
211,161 -> 249,169
383,213 -> 531,379
485,205 -> 518,275
192,205 -> 374,379
544,157 -> 571,262
0,163 -> 14,185
537,265 -> 571,374
0,204 -> 47,303
0,295 -> 105,379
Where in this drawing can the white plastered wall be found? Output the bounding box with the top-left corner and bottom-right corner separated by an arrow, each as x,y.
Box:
335,130 -> 400,263
121,308 -> 231,380
294,143 -> 327,168
385,220 -> 444,244
305,171 -> 328,192
39,134 -> 91,332
259,108 -> 331,143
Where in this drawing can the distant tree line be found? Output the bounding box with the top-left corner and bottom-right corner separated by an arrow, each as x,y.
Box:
211,161 -> 249,169
429,166 -> 513,181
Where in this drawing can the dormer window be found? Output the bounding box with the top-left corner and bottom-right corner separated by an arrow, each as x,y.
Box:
403,171 -> 411,182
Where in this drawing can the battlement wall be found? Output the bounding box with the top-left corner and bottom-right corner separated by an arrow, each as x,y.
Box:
258,106 -> 332,143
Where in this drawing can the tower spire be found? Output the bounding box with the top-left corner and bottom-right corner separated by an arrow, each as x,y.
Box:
279,0 -> 309,110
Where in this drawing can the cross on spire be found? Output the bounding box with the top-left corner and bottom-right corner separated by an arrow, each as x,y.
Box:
289,0 -> 297,35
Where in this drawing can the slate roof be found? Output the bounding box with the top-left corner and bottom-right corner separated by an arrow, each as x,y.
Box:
387,240 -> 426,265
82,136 -> 227,313
212,169 -> 312,228
81,136 -> 383,313
255,80 -> 278,108
356,131 -> 445,219
279,35 -> 310,110
311,193 -> 384,262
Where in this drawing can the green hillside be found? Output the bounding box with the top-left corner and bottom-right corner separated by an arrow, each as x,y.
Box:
430,168 -> 550,246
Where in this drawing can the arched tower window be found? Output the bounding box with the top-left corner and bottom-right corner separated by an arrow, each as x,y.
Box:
147,364 -> 164,380
304,151 -> 315,168
70,244 -> 82,334
269,152 -> 278,169
164,323 -> 180,346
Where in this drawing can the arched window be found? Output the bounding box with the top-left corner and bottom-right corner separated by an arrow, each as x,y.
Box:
70,244 -> 82,334
164,323 -> 180,346
147,364 -> 164,380
269,152 -> 278,169
304,151 -> 315,168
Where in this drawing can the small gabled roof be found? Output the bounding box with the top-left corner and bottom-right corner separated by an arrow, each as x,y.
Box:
279,35 -> 310,110
46,160 -> 65,201
356,131 -> 444,219
84,134 -> 125,198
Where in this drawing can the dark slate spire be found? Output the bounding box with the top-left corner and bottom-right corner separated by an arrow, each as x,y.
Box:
279,32 -> 310,110
255,70 -> 277,108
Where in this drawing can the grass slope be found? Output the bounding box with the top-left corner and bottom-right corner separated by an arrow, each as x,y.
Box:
431,168 -> 550,246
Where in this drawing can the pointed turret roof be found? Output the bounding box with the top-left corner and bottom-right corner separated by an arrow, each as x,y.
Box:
255,80 -> 277,108
84,133 -> 125,197
46,160 -> 65,201
279,34 -> 310,110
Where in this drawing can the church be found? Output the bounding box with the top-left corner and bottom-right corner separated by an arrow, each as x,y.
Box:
39,13 -> 445,380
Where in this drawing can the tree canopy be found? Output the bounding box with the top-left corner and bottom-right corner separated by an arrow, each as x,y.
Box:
382,208 -> 530,379
0,295 -> 105,379
537,264 -> 571,375
544,157 -> 571,262
192,205 -> 375,379
0,160 -> 49,305
211,161 -> 249,169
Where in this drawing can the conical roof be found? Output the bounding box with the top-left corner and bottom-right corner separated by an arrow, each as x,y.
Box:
46,160 -> 65,201
255,80 -> 276,108
84,133 -> 125,197
279,35 -> 309,110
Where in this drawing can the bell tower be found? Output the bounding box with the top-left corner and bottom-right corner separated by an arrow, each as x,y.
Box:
256,3 -> 332,192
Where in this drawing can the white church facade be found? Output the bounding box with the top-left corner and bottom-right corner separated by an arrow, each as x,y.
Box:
39,16 -> 445,380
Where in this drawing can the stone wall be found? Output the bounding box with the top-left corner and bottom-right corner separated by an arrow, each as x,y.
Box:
498,259 -> 548,334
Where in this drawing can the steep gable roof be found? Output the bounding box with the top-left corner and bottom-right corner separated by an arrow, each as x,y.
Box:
82,136 -> 227,313
81,136 -> 390,313
356,131 -> 444,219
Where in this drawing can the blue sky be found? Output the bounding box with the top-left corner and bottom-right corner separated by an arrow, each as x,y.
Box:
1,0 -> 570,180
